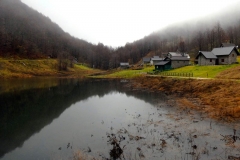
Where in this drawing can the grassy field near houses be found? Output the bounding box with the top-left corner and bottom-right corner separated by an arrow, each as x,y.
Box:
158,57 -> 240,78
93,66 -> 155,79
97,61 -> 240,79
160,64 -> 240,78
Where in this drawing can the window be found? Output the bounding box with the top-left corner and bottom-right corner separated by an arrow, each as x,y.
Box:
210,59 -> 212,62
221,59 -> 224,62
232,54 -> 234,57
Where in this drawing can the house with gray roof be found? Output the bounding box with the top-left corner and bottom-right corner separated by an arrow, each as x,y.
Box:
196,51 -> 217,65
212,46 -> 239,65
120,62 -> 129,69
155,61 -> 171,71
154,56 -> 190,71
196,46 -> 239,65
220,43 -> 236,48
166,56 -> 190,69
150,56 -> 164,65
142,57 -> 151,64
167,52 -> 190,59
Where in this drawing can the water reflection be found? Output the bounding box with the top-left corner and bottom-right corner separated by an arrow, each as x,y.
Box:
0,78 -> 165,159
1,78 -> 239,160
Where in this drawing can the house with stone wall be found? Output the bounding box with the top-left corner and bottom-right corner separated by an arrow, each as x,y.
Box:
196,51 -> 217,65
196,46 -> 239,65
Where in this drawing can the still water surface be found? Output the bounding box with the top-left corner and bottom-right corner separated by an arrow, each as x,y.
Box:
0,78 -> 239,160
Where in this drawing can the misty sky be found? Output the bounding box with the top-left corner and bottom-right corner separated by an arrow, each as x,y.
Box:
21,0 -> 239,47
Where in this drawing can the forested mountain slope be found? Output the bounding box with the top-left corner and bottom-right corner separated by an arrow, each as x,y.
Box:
1,0 -> 240,69
0,0 -> 93,60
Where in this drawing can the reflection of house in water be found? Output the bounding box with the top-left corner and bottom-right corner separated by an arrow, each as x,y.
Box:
0,79 -> 120,158
0,79 -> 167,158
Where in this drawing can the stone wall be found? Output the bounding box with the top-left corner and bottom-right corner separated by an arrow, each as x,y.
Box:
171,60 -> 189,68
198,55 -> 216,65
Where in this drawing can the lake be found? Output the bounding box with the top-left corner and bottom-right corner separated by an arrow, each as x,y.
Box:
0,78 -> 239,160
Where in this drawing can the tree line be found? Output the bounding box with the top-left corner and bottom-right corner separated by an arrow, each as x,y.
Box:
1,0 -> 240,70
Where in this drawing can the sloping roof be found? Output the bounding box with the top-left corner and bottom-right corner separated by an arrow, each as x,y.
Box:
168,52 -> 190,58
170,56 -> 190,61
155,61 -> 170,66
221,43 -> 236,47
212,46 -> 236,56
151,57 -> 164,61
168,52 -> 182,57
143,57 -> 151,62
196,51 -> 217,59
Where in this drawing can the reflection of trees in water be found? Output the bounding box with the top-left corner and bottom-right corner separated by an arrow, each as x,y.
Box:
0,79 -> 165,158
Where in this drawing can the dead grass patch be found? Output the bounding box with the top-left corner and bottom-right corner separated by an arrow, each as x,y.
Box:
133,76 -> 240,122
216,65 -> 240,79
0,59 -> 100,79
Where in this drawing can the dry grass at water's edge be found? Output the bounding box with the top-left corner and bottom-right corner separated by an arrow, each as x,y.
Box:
132,76 -> 240,122
0,59 -> 100,78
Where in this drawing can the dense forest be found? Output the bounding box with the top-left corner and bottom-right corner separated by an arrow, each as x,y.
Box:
1,0 -> 240,69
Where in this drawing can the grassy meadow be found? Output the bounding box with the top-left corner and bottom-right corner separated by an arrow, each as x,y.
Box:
93,66 -> 155,79
161,64 -> 239,78
158,57 -> 240,78
1,56 -> 240,79
0,58 -> 99,78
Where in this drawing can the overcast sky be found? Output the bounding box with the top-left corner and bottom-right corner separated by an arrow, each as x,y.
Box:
21,0 -> 239,47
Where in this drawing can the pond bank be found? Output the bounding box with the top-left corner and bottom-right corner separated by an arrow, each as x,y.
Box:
130,76 -> 240,122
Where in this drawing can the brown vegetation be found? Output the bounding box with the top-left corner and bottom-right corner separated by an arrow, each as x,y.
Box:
132,76 -> 240,122
216,65 -> 240,79
0,59 -> 99,79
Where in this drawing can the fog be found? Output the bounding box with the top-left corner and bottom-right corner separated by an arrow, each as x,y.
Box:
20,0 -> 240,47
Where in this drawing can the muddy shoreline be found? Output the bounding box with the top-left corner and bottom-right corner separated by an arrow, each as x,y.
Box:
128,76 -> 240,122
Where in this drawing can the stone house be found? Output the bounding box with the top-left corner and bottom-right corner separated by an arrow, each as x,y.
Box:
142,57 -> 151,64
169,56 -> 190,68
167,52 -> 190,59
154,56 -> 190,71
220,43 -> 236,47
154,51 -> 190,71
196,46 -> 239,65
195,51 -> 217,65
212,46 -> 239,65
120,62 -> 129,69
155,61 -> 171,71
150,56 -> 164,65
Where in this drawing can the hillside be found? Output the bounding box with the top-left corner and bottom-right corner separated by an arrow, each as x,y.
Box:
0,58 -> 100,78
0,0 -> 93,60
